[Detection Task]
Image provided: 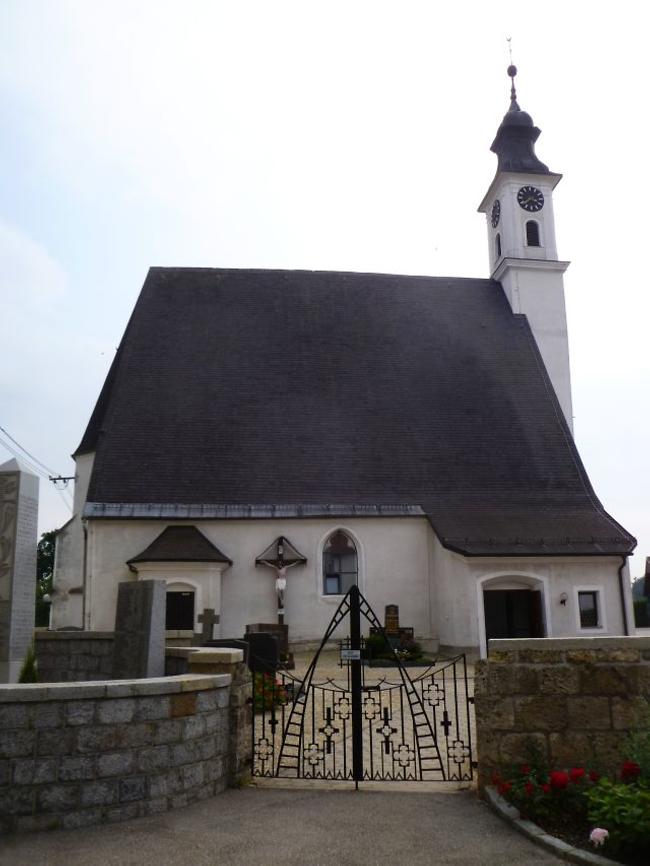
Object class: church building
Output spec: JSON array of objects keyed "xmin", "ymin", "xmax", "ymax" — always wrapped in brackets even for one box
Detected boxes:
[{"xmin": 52, "ymin": 67, "xmax": 636, "ymax": 655}]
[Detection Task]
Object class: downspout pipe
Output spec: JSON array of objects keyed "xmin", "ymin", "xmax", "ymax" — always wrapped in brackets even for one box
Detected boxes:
[{"xmin": 618, "ymin": 555, "xmax": 630, "ymax": 636}]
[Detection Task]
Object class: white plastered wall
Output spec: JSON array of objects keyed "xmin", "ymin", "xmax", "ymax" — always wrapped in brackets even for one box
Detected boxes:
[
  {"xmin": 50, "ymin": 452, "xmax": 95, "ymax": 629},
  {"xmin": 75, "ymin": 516, "xmax": 434, "ymax": 643},
  {"xmin": 429, "ymin": 532, "xmax": 630, "ymax": 655}
]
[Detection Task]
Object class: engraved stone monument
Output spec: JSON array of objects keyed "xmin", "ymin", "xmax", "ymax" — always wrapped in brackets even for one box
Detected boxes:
[
  {"xmin": 0, "ymin": 459, "xmax": 39, "ymax": 682},
  {"xmin": 112, "ymin": 579, "xmax": 166, "ymax": 679}
]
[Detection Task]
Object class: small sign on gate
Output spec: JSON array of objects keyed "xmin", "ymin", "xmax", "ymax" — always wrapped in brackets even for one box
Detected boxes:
[{"xmin": 340, "ymin": 648, "xmax": 361, "ymax": 661}]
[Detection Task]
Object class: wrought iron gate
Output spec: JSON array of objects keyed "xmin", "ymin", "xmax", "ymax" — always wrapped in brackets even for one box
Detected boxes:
[{"xmin": 251, "ymin": 586, "xmax": 474, "ymax": 783}]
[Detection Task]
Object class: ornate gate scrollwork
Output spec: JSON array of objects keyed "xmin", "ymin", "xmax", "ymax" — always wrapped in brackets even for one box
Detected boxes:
[{"xmin": 251, "ymin": 586, "xmax": 474, "ymax": 783}]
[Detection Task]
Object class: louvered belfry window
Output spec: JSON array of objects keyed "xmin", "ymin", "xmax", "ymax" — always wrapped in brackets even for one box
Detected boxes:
[{"xmin": 526, "ymin": 220, "xmax": 540, "ymax": 247}]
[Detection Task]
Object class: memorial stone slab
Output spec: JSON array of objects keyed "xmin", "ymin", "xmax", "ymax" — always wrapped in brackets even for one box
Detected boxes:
[
  {"xmin": 384, "ymin": 604, "xmax": 400, "ymax": 635},
  {"xmin": 246, "ymin": 632, "xmax": 279, "ymax": 673},
  {"xmin": 112, "ymin": 579, "xmax": 166, "ymax": 679},
  {"xmin": 0, "ymin": 459, "xmax": 39, "ymax": 683}
]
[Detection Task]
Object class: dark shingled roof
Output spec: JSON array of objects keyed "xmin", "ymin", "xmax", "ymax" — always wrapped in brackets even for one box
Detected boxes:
[
  {"xmin": 127, "ymin": 525, "xmax": 231, "ymax": 565},
  {"xmin": 81, "ymin": 267, "xmax": 635, "ymax": 557}
]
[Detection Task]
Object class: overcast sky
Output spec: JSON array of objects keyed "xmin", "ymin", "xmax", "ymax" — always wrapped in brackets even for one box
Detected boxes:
[{"xmin": 1, "ymin": 1, "xmax": 648, "ymax": 580}]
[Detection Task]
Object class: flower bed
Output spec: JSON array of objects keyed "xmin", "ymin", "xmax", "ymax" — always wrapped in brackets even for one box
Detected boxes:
[{"xmin": 492, "ymin": 755, "xmax": 650, "ymax": 863}]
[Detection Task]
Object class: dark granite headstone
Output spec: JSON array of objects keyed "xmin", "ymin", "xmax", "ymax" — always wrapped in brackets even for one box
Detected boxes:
[
  {"xmin": 112, "ymin": 580, "xmax": 165, "ymax": 679},
  {"xmin": 245, "ymin": 622, "xmax": 289, "ymax": 657},
  {"xmin": 384, "ymin": 605, "xmax": 400, "ymax": 635},
  {"xmin": 246, "ymin": 632, "xmax": 279, "ymax": 673}
]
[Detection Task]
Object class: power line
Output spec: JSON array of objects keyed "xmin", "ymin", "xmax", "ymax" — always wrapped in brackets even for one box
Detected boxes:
[{"xmin": 0, "ymin": 424, "xmax": 58, "ymax": 476}]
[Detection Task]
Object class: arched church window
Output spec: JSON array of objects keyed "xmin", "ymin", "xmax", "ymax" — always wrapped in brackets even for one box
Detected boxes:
[
  {"xmin": 525, "ymin": 221, "xmax": 540, "ymax": 247},
  {"xmin": 495, "ymin": 233, "xmax": 501, "ymax": 258},
  {"xmin": 323, "ymin": 530, "xmax": 358, "ymax": 595}
]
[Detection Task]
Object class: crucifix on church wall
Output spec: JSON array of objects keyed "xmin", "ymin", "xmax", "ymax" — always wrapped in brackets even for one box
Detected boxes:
[{"xmin": 255, "ymin": 536, "xmax": 307, "ymax": 624}]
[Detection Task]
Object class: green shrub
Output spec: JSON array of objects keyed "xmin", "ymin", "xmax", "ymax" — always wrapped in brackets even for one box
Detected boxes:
[
  {"xmin": 18, "ymin": 644, "xmax": 38, "ymax": 683},
  {"xmin": 634, "ymin": 599, "xmax": 649, "ymax": 628},
  {"xmin": 586, "ymin": 777, "xmax": 650, "ymax": 856}
]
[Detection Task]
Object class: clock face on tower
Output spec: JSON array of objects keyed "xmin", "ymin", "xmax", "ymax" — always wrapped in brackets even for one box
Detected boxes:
[
  {"xmin": 491, "ymin": 199, "xmax": 501, "ymax": 228},
  {"xmin": 517, "ymin": 185, "xmax": 544, "ymax": 212}
]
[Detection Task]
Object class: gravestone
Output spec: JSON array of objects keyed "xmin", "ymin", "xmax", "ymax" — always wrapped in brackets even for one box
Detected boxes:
[
  {"xmin": 0, "ymin": 459, "xmax": 39, "ymax": 683},
  {"xmin": 245, "ymin": 621, "xmax": 294, "ymax": 668},
  {"xmin": 384, "ymin": 604, "xmax": 400, "ymax": 635},
  {"xmin": 197, "ymin": 608, "xmax": 220, "ymax": 644},
  {"xmin": 246, "ymin": 632, "xmax": 279, "ymax": 673},
  {"xmin": 369, "ymin": 604, "xmax": 415, "ymax": 651},
  {"xmin": 112, "ymin": 579, "xmax": 165, "ymax": 679}
]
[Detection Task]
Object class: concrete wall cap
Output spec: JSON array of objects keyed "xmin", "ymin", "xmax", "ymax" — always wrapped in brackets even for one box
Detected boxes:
[
  {"xmin": 0, "ymin": 673, "xmax": 231, "ymax": 702},
  {"xmin": 165, "ymin": 647, "xmax": 201, "ymax": 658},
  {"xmin": 186, "ymin": 648, "xmax": 245, "ymax": 664},
  {"xmin": 34, "ymin": 631, "xmax": 115, "ymax": 640},
  {"xmin": 489, "ymin": 636, "xmax": 650, "ymax": 651}
]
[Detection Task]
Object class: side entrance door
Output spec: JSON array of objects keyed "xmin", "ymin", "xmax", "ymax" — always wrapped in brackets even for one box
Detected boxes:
[{"xmin": 483, "ymin": 589, "xmax": 544, "ymax": 647}]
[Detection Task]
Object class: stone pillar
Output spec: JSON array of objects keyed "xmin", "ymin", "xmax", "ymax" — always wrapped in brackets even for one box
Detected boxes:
[
  {"xmin": 187, "ymin": 648, "xmax": 252, "ymax": 784},
  {"xmin": 111, "ymin": 579, "xmax": 166, "ymax": 679},
  {"xmin": 0, "ymin": 459, "xmax": 39, "ymax": 683}
]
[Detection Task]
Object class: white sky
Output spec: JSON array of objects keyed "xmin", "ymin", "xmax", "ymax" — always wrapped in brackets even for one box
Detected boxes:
[{"xmin": 1, "ymin": 0, "xmax": 648, "ymax": 580}]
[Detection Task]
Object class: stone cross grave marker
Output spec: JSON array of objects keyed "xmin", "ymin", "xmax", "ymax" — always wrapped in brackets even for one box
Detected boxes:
[
  {"xmin": 197, "ymin": 608, "xmax": 220, "ymax": 644},
  {"xmin": 112, "ymin": 579, "xmax": 166, "ymax": 679},
  {"xmin": 0, "ymin": 460, "xmax": 39, "ymax": 683}
]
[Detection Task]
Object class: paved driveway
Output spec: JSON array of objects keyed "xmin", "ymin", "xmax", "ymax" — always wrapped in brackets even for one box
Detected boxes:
[{"xmin": 1, "ymin": 784, "xmax": 563, "ymax": 866}]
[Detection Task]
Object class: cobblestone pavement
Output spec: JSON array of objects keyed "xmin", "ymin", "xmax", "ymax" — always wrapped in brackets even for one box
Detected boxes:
[{"xmin": 1, "ymin": 785, "xmax": 564, "ymax": 866}]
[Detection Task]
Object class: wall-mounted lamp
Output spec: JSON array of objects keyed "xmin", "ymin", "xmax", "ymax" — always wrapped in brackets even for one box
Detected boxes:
[{"xmin": 559, "ymin": 592, "xmax": 568, "ymax": 606}]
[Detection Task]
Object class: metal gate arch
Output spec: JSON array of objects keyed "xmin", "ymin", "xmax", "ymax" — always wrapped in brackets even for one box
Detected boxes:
[{"xmin": 251, "ymin": 586, "xmax": 474, "ymax": 783}]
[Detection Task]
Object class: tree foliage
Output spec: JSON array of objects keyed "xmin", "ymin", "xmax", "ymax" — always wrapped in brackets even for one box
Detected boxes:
[{"xmin": 35, "ymin": 530, "xmax": 55, "ymax": 627}]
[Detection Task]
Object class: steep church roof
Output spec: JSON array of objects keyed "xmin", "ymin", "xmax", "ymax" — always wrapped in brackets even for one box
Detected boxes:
[{"xmin": 79, "ymin": 266, "xmax": 635, "ymax": 557}]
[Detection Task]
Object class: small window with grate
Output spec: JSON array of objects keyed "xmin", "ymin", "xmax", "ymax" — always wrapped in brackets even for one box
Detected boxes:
[
  {"xmin": 578, "ymin": 590, "xmax": 600, "ymax": 629},
  {"xmin": 526, "ymin": 220, "xmax": 540, "ymax": 247},
  {"xmin": 323, "ymin": 530, "xmax": 358, "ymax": 595}
]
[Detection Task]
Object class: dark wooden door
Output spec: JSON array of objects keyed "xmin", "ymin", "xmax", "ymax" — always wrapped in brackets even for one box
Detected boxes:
[
  {"xmin": 165, "ymin": 590, "xmax": 195, "ymax": 630},
  {"xmin": 484, "ymin": 589, "xmax": 544, "ymax": 648}
]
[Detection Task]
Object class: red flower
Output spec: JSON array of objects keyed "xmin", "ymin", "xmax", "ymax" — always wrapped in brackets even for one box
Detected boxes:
[
  {"xmin": 524, "ymin": 781, "xmax": 535, "ymax": 797},
  {"xmin": 491, "ymin": 771, "xmax": 502, "ymax": 785},
  {"xmin": 550, "ymin": 771, "xmax": 569, "ymax": 790},
  {"xmin": 589, "ymin": 770, "xmax": 600, "ymax": 782},
  {"xmin": 520, "ymin": 764, "xmax": 531, "ymax": 775},
  {"xmin": 569, "ymin": 767, "xmax": 585, "ymax": 784},
  {"xmin": 621, "ymin": 761, "xmax": 641, "ymax": 783},
  {"xmin": 497, "ymin": 781, "xmax": 512, "ymax": 796},
  {"xmin": 540, "ymin": 783, "xmax": 551, "ymax": 794}
]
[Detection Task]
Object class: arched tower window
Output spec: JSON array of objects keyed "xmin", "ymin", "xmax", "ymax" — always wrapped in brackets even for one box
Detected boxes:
[
  {"xmin": 495, "ymin": 233, "xmax": 501, "ymax": 258},
  {"xmin": 525, "ymin": 220, "xmax": 540, "ymax": 247},
  {"xmin": 322, "ymin": 530, "xmax": 358, "ymax": 595}
]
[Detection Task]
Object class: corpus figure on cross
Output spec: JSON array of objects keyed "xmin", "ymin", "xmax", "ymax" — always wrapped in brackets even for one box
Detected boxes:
[{"xmin": 258, "ymin": 556, "xmax": 301, "ymax": 613}]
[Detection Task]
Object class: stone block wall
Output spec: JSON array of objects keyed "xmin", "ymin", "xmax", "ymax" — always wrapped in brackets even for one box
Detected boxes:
[
  {"xmin": 0, "ymin": 673, "xmax": 235, "ymax": 833},
  {"xmin": 475, "ymin": 637, "xmax": 650, "ymax": 790},
  {"xmin": 35, "ymin": 632, "xmax": 114, "ymax": 682}
]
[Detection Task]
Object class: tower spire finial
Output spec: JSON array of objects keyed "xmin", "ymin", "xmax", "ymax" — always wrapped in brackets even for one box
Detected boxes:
[{"xmin": 506, "ymin": 37, "xmax": 519, "ymax": 111}]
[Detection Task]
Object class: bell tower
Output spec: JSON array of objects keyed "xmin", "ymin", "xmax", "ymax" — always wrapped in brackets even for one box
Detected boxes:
[{"xmin": 478, "ymin": 65, "xmax": 573, "ymax": 432}]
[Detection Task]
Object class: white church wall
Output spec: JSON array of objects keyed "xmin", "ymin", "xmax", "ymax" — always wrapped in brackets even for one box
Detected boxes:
[
  {"xmin": 50, "ymin": 452, "xmax": 95, "ymax": 630},
  {"xmin": 429, "ymin": 529, "xmax": 631, "ymax": 654},
  {"xmin": 78, "ymin": 516, "xmax": 434, "ymax": 643}
]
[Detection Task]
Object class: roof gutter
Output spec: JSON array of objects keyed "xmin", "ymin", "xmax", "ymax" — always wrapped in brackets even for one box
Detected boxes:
[{"xmin": 618, "ymin": 555, "xmax": 630, "ymax": 636}]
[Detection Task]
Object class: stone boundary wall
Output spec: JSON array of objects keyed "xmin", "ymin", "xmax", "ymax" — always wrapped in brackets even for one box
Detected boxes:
[
  {"xmin": 35, "ymin": 631, "xmax": 114, "ymax": 682},
  {"xmin": 475, "ymin": 637, "xmax": 650, "ymax": 791},
  {"xmin": 0, "ymin": 673, "xmax": 238, "ymax": 833}
]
